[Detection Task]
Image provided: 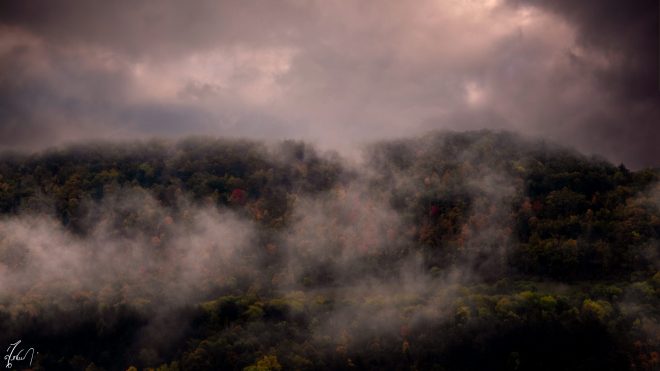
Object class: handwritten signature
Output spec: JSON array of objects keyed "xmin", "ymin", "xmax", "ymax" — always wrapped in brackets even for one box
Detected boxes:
[{"xmin": 4, "ymin": 341, "xmax": 36, "ymax": 369}]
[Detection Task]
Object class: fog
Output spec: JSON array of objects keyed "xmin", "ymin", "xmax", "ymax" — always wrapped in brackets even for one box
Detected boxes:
[{"xmin": 0, "ymin": 188, "xmax": 255, "ymax": 310}]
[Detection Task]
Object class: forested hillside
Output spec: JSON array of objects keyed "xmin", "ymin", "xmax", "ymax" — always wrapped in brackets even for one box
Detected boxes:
[{"xmin": 0, "ymin": 131, "xmax": 658, "ymax": 371}]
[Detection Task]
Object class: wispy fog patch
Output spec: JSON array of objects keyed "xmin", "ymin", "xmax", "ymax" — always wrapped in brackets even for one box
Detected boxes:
[
  {"xmin": 0, "ymin": 187, "xmax": 256, "ymax": 314},
  {"xmin": 279, "ymin": 181, "xmax": 410, "ymax": 287}
]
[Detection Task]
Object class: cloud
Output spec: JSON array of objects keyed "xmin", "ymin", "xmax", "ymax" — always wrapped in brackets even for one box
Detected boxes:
[
  {"xmin": 505, "ymin": 0, "xmax": 660, "ymax": 167},
  {"xmin": 0, "ymin": 0, "xmax": 657, "ymax": 167},
  {"xmin": 509, "ymin": 0, "xmax": 658, "ymax": 101}
]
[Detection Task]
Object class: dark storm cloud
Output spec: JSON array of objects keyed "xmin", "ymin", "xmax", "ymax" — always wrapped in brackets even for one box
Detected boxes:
[
  {"xmin": 0, "ymin": 0, "xmax": 657, "ymax": 167},
  {"xmin": 507, "ymin": 0, "xmax": 660, "ymax": 167},
  {"xmin": 510, "ymin": 0, "xmax": 658, "ymax": 101}
]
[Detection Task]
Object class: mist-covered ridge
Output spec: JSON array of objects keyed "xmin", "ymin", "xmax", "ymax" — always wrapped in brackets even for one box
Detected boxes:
[{"xmin": 0, "ymin": 130, "xmax": 659, "ymax": 370}]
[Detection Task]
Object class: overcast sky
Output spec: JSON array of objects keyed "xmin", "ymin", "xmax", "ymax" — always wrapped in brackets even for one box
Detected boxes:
[{"xmin": 0, "ymin": 0, "xmax": 657, "ymax": 167}]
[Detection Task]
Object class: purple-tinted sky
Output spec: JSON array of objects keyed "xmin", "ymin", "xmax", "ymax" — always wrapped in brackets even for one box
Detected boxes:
[{"xmin": 0, "ymin": 0, "xmax": 657, "ymax": 167}]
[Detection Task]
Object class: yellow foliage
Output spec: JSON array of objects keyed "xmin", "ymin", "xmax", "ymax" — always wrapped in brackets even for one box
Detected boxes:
[
  {"xmin": 539, "ymin": 295, "xmax": 557, "ymax": 311},
  {"xmin": 244, "ymin": 355, "xmax": 282, "ymax": 371},
  {"xmin": 581, "ymin": 299, "xmax": 612, "ymax": 321}
]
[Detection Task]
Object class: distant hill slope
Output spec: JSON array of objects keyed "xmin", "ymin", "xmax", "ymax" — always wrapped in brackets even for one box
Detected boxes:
[{"xmin": 0, "ymin": 131, "xmax": 658, "ymax": 280}]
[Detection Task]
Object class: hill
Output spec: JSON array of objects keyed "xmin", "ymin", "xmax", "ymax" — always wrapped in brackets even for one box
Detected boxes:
[{"xmin": 0, "ymin": 131, "xmax": 658, "ymax": 370}]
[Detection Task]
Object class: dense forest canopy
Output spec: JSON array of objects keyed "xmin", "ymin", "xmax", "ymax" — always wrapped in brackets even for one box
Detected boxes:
[{"xmin": 0, "ymin": 131, "xmax": 658, "ymax": 370}]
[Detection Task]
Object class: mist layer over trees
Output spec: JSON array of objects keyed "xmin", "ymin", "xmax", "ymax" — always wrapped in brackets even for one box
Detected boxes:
[{"xmin": 0, "ymin": 131, "xmax": 658, "ymax": 370}]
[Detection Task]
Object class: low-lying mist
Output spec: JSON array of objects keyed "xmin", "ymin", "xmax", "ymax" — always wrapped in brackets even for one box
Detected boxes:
[{"xmin": 0, "ymin": 131, "xmax": 658, "ymax": 370}]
